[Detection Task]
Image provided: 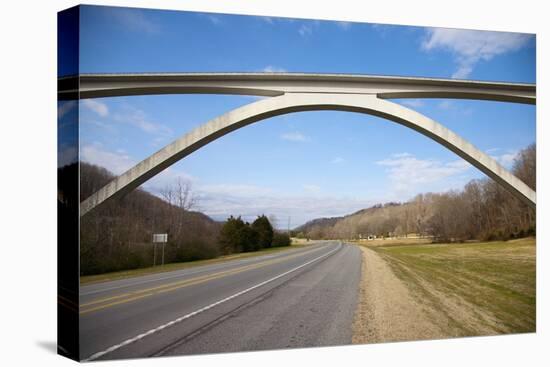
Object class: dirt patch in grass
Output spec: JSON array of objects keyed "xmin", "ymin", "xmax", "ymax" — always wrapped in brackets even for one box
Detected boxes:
[{"xmin": 352, "ymin": 238, "xmax": 535, "ymax": 344}]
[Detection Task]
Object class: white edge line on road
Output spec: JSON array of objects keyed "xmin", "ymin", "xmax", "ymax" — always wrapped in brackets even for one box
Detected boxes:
[
  {"xmin": 82, "ymin": 242, "xmax": 342, "ymax": 362},
  {"xmin": 80, "ymin": 243, "xmax": 326, "ymax": 296}
]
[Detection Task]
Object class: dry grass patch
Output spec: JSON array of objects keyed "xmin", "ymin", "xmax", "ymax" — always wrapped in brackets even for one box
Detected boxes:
[
  {"xmin": 363, "ymin": 237, "xmax": 535, "ymax": 336},
  {"xmin": 352, "ymin": 237, "xmax": 431, "ymax": 248}
]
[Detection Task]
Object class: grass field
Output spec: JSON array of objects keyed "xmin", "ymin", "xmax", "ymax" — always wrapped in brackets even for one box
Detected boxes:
[
  {"xmin": 359, "ymin": 237, "xmax": 536, "ymax": 336},
  {"xmin": 80, "ymin": 244, "xmax": 306, "ymax": 285}
]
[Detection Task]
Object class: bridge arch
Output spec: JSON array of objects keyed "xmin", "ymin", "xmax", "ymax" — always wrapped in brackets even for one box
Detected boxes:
[{"xmin": 80, "ymin": 92, "xmax": 536, "ymax": 216}]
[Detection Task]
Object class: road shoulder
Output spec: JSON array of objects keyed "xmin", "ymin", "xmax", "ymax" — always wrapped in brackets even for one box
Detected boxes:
[{"xmin": 352, "ymin": 245, "xmax": 444, "ymax": 343}]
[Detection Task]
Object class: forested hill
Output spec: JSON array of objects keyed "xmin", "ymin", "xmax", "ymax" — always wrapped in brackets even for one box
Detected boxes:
[
  {"xmin": 80, "ymin": 162, "xmax": 217, "ymax": 226},
  {"xmin": 295, "ymin": 217, "xmax": 342, "ymax": 233},
  {"xmin": 295, "ymin": 144, "xmax": 536, "ymax": 242},
  {"xmin": 79, "ymin": 162, "xmax": 221, "ymax": 275},
  {"xmin": 294, "ymin": 202, "xmax": 403, "ymax": 239},
  {"xmin": 295, "ymin": 203, "xmax": 401, "ymax": 235}
]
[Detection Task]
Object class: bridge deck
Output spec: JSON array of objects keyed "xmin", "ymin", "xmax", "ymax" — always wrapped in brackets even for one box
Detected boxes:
[{"xmin": 58, "ymin": 72, "xmax": 535, "ymax": 104}]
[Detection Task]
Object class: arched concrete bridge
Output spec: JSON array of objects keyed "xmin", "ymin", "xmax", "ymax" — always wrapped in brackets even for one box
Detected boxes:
[{"xmin": 57, "ymin": 73, "xmax": 536, "ymax": 216}]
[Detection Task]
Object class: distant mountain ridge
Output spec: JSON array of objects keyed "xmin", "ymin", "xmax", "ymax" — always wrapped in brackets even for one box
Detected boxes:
[{"xmin": 294, "ymin": 202, "xmax": 404, "ymax": 238}]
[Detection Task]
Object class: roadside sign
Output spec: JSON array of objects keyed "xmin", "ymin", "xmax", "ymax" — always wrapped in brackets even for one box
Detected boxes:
[
  {"xmin": 152, "ymin": 233, "xmax": 168, "ymax": 267},
  {"xmin": 153, "ymin": 233, "xmax": 168, "ymax": 243}
]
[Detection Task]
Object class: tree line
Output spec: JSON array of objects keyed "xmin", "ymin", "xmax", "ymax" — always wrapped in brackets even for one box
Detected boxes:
[
  {"xmin": 296, "ymin": 144, "xmax": 536, "ymax": 242},
  {"xmin": 219, "ymin": 215, "xmax": 291, "ymax": 254}
]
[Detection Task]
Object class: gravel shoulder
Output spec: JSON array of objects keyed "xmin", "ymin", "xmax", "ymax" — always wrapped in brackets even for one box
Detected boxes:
[{"xmin": 352, "ymin": 246, "xmax": 444, "ymax": 344}]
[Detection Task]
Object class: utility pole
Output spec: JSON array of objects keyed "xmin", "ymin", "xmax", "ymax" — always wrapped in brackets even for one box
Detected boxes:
[
  {"xmin": 151, "ymin": 216, "xmax": 155, "ymax": 267},
  {"xmin": 288, "ymin": 216, "xmax": 291, "ymax": 235},
  {"xmin": 153, "ymin": 241, "xmax": 157, "ymax": 267}
]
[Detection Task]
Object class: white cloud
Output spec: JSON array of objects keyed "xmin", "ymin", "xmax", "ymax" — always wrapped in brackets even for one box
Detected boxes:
[
  {"xmin": 83, "ymin": 99, "xmax": 109, "ymax": 117},
  {"xmin": 208, "ymin": 15, "xmax": 221, "ymax": 25},
  {"xmin": 370, "ymin": 24, "xmax": 393, "ymax": 38},
  {"xmin": 336, "ymin": 21, "xmax": 352, "ymax": 30},
  {"xmin": 80, "ymin": 143, "xmax": 135, "ymax": 175},
  {"xmin": 392, "ymin": 152, "xmax": 413, "ymax": 158},
  {"xmin": 296, "ymin": 20, "xmax": 321, "ymax": 37},
  {"xmin": 82, "ymin": 118, "xmax": 108, "ymax": 129},
  {"xmin": 82, "ymin": 103, "xmax": 174, "ymax": 140},
  {"xmin": 434, "ymin": 100, "xmax": 473, "ymax": 115},
  {"xmin": 243, "ymin": 95, "xmax": 266, "ymax": 102},
  {"xmin": 497, "ymin": 153, "xmax": 517, "ymax": 167},
  {"xmin": 58, "ymin": 101, "xmax": 76, "ymax": 119},
  {"xmin": 110, "ymin": 8, "xmax": 160, "ymax": 34},
  {"xmin": 330, "ymin": 157, "xmax": 346, "ymax": 164},
  {"xmin": 298, "ymin": 24, "xmax": 313, "ymax": 37},
  {"xmin": 194, "ymin": 183, "xmax": 375, "ymax": 228},
  {"xmin": 262, "ymin": 65, "xmax": 287, "ymax": 73},
  {"xmin": 199, "ymin": 14, "xmax": 222, "ymax": 25},
  {"xmin": 258, "ymin": 16, "xmax": 296, "ymax": 25},
  {"xmin": 81, "ymin": 143, "xmax": 197, "ymax": 196},
  {"xmin": 491, "ymin": 150, "xmax": 519, "ymax": 168},
  {"xmin": 58, "ymin": 146, "xmax": 78, "ymax": 168},
  {"xmin": 376, "ymin": 153, "xmax": 472, "ymax": 197},
  {"xmin": 144, "ymin": 167, "xmax": 196, "ymax": 194},
  {"xmin": 281, "ymin": 131, "xmax": 309, "ymax": 142},
  {"xmin": 302, "ymin": 184, "xmax": 322, "ymax": 194},
  {"xmin": 199, "ymin": 183, "xmax": 275, "ymax": 197},
  {"xmin": 401, "ymin": 99, "xmax": 425, "ymax": 108},
  {"xmin": 422, "ymin": 28, "xmax": 532, "ymax": 78},
  {"xmin": 260, "ymin": 16, "xmax": 274, "ymax": 24},
  {"xmin": 114, "ymin": 105, "xmax": 173, "ymax": 137},
  {"xmin": 438, "ymin": 100, "xmax": 454, "ymax": 110}
]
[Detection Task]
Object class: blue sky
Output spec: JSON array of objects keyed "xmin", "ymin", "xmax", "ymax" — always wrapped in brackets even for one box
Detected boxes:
[{"xmin": 59, "ymin": 5, "xmax": 536, "ymax": 227}]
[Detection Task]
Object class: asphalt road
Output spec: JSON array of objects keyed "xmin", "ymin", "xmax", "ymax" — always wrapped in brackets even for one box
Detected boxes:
[{"xmin": 79, "ymin": 241, "xmax": 362, "ymax": 361}]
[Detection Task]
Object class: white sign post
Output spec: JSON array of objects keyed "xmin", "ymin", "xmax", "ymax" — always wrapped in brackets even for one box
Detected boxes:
[{"xmin": 152, "ymin": 233, "xmax": 168, "ymax": 266}]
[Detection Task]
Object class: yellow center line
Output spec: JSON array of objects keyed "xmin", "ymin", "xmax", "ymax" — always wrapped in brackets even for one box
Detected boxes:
[
  {"xmin": 79, "ymin": 245, "xmax": 328, "ymax": 315},
  {"xmin": 81, "ymin": 262, "xmax": 269, "ymax": 307},
  {"xmin": 81, "ymin": 262, "xmax": 267, "ymax": 315},
  {"xmin": 80, "ymin": 248, "xmax": 319, "ymax": 307}
]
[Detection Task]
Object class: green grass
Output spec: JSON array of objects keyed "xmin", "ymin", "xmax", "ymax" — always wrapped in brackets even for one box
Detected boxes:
[
  {"xmin": 360, "ymin": 237, "xmax": 536, "ymax": 335},
  {"xmin": 80, "ymin": 244, "xmax": 304, "ymax": 285}
]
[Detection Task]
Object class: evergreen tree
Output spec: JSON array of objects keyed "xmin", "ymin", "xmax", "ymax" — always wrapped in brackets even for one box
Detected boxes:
[
  {"xmin": 219, "ymin": 216, "xmax": 263, "ymax": 253},
  {"xmin": 219, "ymin": 215, "xmax": 246, "ymax": 254},
  {"xmin": 251, "ymin": 215, "xmax": 274, "ymax": 249},
  {"xmin": 241, "ymin": 223, "xmax": 260, "ymax": 252}
]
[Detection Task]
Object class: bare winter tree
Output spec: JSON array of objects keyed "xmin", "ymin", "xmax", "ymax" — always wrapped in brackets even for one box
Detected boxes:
[
  {"xmin": 160, "ymin": 177, "xmax": 195, "ymax": 210},
  {"xmin": 160, "ymin": 177, "xmax": 197, "ymax": 239}
]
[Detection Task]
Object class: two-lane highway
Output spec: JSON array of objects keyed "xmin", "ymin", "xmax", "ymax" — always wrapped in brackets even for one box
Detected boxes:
[{"xmin": 79, "ymin": 241, "xmax": 362, "ymax": 361}]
